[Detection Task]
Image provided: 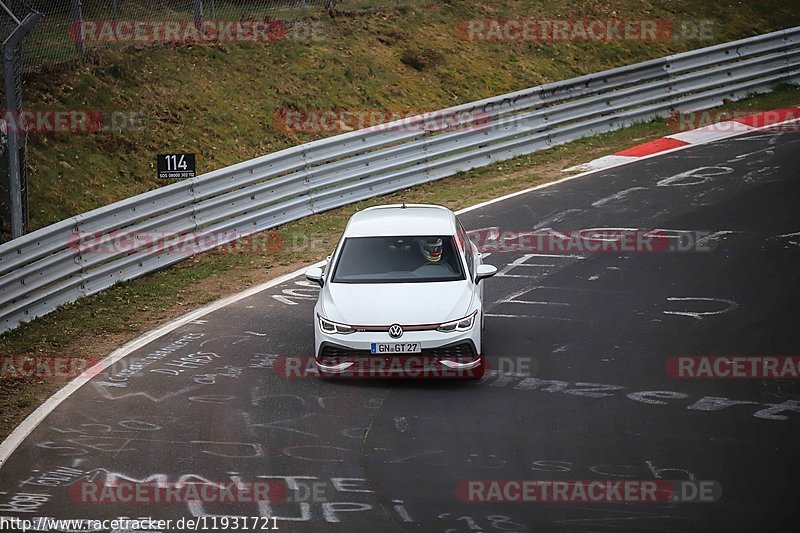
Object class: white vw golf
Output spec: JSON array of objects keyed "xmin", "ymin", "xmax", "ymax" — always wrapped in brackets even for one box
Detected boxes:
[{"xmin": 305, "ymin": 204, "xmax": 497, "ymax": 378}]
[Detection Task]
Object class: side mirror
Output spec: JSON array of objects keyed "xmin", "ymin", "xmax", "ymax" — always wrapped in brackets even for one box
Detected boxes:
[
  {"xmin": 475, "ymin": 264, "xmax": 497, "ymax": 282},
  {"xmin": 305, "ymin": 267, "xmax": 325, "ymax": 287}
]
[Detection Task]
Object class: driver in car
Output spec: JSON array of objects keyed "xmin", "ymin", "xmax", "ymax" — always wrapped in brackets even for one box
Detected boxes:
[
  {"xmin": 419, "ymin": 237, "xmax": 443, "ymax": 262},
  {"xmin": 380, "ymin": 237, "xmax": 456, "ymax": 277},
  {"xmin": 414, "ymin": 237, "xmax": 457, "ymax": 275}
]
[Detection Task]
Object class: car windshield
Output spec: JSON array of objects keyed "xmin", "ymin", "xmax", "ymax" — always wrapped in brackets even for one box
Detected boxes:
[{"xmin": 331, "ymin": 236, "xmax": 465, "ymax": 283}]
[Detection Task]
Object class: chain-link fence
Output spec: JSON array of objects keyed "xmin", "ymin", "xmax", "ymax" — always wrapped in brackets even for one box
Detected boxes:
[
  {"xmin": 24, "ymin": 0, "xmax": 412, "ymax": 72},
  {"xmin": 0, "ymin": 0, "xmax": 40, "ymax": 238},
  {"xmin": 0, "ymin": 0, "xmax": 410, "ymax": 238}
]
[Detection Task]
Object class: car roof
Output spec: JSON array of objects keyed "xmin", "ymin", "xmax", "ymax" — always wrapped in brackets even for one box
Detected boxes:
[{"xmin": 343, "ymin": 204, "xmax": 458, "ymax": 238}]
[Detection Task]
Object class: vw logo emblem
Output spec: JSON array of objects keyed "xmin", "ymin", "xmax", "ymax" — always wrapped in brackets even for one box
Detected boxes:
[{"xmin": 388, "ymin": 324, "xmax": 403, "ymax": 339}]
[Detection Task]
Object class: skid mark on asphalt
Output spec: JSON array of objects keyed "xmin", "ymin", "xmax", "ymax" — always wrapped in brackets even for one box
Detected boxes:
[
  {"xmin": 662, "ymin": 297, "xmax": 739, "ymax": 320},
  {"xmin": 495, "ymin": 253, "xmax": 584, "ymax": 279},
  {"xmin": 271, "ymin": 279, "xmax": 320, "ymax": 306},
  {"xmin": 533, "ymin": 208, "xmax": 584, "ymax": 229},
  {"xmin": 592, "ymin": 186, "xmax": 647, "ymax": 207},
  {"xmin": 489, "ymin": 285, "xmax": 617, "ymax": 322},
  {"xmin": 656, "ymin": 166, "xmax": 733, "ymax": 187},
  {"xmin": 472, "ymin": 371, "xmax": 800, "ymax": 422}
]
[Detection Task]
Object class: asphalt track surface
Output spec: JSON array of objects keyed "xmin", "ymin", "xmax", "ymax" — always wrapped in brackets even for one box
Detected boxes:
[{"xmin": 1, "ymin": 128, "xmax": 799, "ymax": 532}]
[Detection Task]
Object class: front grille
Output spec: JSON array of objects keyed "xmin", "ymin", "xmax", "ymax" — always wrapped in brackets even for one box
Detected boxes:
[{"xmin": 320, "ymin": 345, "xmax": 371, "ymax": 358}]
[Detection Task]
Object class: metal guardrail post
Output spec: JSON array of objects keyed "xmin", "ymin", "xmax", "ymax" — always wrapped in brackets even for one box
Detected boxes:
[
  {"xmin": 70, "ymin": 0, "xmax": 84, "ymax": 56},
  {"xmin": 0, "ymin": 28, "xmax": 797, "ymax": 331},
  {"xmin": 193, "ymin": 0, "xmax": 203, "ymax": 31},
  {"xmin": 3, "ymin": 12, "xmax": 41, "ymax": 239}
]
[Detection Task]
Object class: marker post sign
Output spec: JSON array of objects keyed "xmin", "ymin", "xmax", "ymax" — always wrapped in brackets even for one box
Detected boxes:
[{"xmin": 157, "ymin": 153, "xmax": 196, "ymax": 179}]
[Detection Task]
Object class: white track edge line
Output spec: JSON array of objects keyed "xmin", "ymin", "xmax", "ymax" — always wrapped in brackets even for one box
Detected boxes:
[
  {"xmin": 0, "ymin": 261, "xmax": 325, "ymax": 467},
  {"xmin": 1, "ymin": 114, "xmax": 798, "ymax": 467}
]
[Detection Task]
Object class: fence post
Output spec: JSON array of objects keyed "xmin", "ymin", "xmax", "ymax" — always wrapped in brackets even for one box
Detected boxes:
[
  {"xmin": 70, "ymin": 0, "xmax": 84, "ymax": 56},
  {"xmin": 3, "ymin": 12, "xmax": 40, "ymax": 239},
  {"xmin": 193, "ymin": 0, "xmax": 203, "ymax": 31}
]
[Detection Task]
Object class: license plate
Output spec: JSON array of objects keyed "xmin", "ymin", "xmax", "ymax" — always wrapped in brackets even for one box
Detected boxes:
[{"xmin": 371, "ymin": 343, "xmax": 421, "ymax": 354}]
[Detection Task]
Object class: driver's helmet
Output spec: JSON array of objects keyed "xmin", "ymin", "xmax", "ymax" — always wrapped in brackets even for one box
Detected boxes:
[{"xmin": 419, "ymin": 237, "xmax": 443, "ymax": 262}]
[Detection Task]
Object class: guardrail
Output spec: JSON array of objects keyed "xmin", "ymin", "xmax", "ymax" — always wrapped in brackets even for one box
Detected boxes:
[{"xmin": 1, "ymin": 27, "xmax": 799, "ymax": 333}]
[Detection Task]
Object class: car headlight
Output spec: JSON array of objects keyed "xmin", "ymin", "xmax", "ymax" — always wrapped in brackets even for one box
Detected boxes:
[
  {"xmin": 318, "ymin": 314, "xmax": 356, "ymax": 335},
  {"xmin": 437, "ymin": 310, "xmax": 478, "ymax": 332}
]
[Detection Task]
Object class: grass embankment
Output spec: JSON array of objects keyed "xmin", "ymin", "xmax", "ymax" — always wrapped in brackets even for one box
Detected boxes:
[
  {"xmin": 24, "ymin": 0, "xmax": 800, "ymax": 228},
  {"xmin": 2, "ymin": 0, "xmax": 799, "ymax": 438}
]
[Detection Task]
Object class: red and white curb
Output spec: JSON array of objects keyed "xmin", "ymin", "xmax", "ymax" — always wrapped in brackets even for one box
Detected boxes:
[
  {"xmin": 1, "ymin": 104, "xmax": 799, "ymax": 469},
  {"xmin": 565, "ymin": 107, "xmax": 800, "ymax": 172}
]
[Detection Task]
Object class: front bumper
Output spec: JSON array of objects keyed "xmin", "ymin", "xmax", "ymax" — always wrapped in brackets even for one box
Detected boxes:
[{"xmin": 315, "ymin": 339, "xmax": 484, "ymax": 378}]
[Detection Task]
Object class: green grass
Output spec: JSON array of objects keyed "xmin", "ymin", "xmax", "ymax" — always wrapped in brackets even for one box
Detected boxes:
[
  {"xmin": 1, "ymin": 0, "xmax": 800, "ymax": 439},
  {"xmin": 3, "ymin": 84, "xmax": 799, "ymax": 357},
  {"xmin": 19, "ymin": 0, "xmax": 800, "ymax": 231},
  {"xmin": 23, "ymin": 0, "xmax": 414, "ymax": 66}
]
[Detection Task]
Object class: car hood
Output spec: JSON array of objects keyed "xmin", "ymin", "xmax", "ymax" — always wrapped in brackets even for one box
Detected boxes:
[{"xmin": 321, "ymin": 281, "xmax": 475, "ymax": 326}]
